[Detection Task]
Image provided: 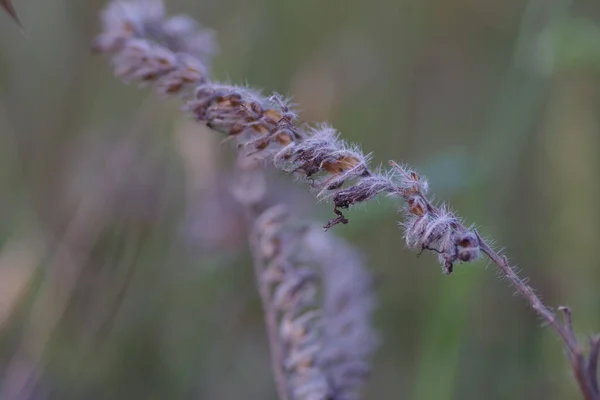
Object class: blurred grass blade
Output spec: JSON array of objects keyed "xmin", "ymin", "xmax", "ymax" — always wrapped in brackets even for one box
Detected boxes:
[{"xmin": 1, "ymin": 0, "xmax": 23, "ymax": 28}]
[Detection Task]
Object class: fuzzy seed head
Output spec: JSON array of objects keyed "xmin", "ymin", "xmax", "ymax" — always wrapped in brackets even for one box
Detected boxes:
[
  {"xmin": 407, "ymin": 196, "xmax": 427, "ymax": 216},
  {"xmin": 455, "ymin": 231, "xmax": 480, "ymax": 262},
  {"xmin": 95, "ymin": 1, "xmax": 214, "ymax": 95},
  {"xmin": 389, "ymin": 160, "xmax": 429, "ymax": 196},
  {"xmin": 331, "ymin": 173, "xmax": 396, "ymax": 209}
]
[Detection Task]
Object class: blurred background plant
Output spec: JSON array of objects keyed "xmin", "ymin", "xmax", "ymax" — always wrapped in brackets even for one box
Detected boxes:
[{"xmin": 1, "ymin": 0, "xmax": 599, "ymax": 399}]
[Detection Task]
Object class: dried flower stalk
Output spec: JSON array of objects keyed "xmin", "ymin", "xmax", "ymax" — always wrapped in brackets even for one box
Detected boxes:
[
  {"xmin": 93, "ymin": 0, "xmax": 478, "ymax": 275},
  {"xmin": 251, "ymin": 205, "xmax": 376, "ymax": 400},
  {"xmin": 232, "ymin": 149, "xmax": 377, "ymax": 400},
  {"xmin": 94, "ymin": 1, "xmax": 600, "ymax": 399}
]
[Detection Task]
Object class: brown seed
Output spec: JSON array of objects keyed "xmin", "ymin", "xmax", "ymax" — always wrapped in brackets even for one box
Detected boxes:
[
  {"xmin": 408, "ymin": 198, "xmax": 425, "ymax": 216},
  {"xmin": 229, "ymin": 93, "xmax": 243, "ymax": 106},
  {"xmin": 263, "ymin": 108, "xmax": 282, "ymax": 125},
  {"xmin": 166, "ymin": 83, "xmax": 182, "ymax": 93},
  {"xmin": 215, "ymin": 97, "xmax": 235, "ymax": 108},
  {"xmin": 157, "ymin": 57, "xmax": 172, "ymax": 66},
  {"xmin": 182, "ymin": 75, "xmax": 199, "ymax": 83},
  {"xmin": 403, "ymin": 186, "xmax": 419, "ymax": 196},
  {"xmin": 249, "ymin": 101, "xmax": 263, "ymax": 116},
  {"xmin": 252, "ymin": 124, "xmax": 270, "ymax": 134},
  {"xmin": 255, "ymin": 140, "xmax": 269, "ymax": 150},
  {"xmin": 142, "ymin": 73, "xmax": 158, "ymax": 81},
  {"xmin": 229, "ymin": 123, "xmax": 245, "ymax": 135},
  {"xmin": 458, "ymin": 237, "xmax": 475, "ymax": 248},
  {"xmin": 277, "ymin": 132, "xmax": 293, "ymax": 145},
  {"xmin": 322, "ymin": 156, "xmax": 361, "ymax": 175}
]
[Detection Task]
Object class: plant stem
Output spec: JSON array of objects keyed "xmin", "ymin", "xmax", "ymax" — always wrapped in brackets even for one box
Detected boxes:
[{"xmin": 477, "ymin": 234, "xmax": 599, "ymax": 400}]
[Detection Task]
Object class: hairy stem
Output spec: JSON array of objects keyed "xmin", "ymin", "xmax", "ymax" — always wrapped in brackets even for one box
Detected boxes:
[{"xmin": 478, "ymin": 234, "xmax": 599, "ymax": 400}]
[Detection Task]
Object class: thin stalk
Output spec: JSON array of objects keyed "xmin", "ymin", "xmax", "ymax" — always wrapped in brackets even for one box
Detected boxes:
[{"xmin": 478, "ymin": 235, "xmax": 599, "ymax": 400}]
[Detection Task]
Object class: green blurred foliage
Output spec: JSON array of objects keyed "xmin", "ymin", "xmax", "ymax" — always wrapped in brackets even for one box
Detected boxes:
[{"xmin": 1, "ymin": 0, "xmax": 600, "ymax": 399}]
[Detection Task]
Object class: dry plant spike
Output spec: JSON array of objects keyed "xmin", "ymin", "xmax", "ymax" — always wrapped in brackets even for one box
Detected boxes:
[
  {"xmin": 249, "ymin": 205, "xmax": 377, "ymax": 400},
  {"xmin": 233, "ymin": 152, "xmax": 377, "ymax": 400},
  {"xmin": 0, "ymin": 0, "xmax": 22, "ymax": 28},
  {"xmin": 94, "ymin": 1, "xmax": 600, "ymax": 399}
]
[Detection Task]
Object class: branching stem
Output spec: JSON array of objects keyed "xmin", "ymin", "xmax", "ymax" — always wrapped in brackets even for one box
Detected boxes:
[{"xmin": 478, "ymin": 235, "xmax": 599, "ymax": 400}]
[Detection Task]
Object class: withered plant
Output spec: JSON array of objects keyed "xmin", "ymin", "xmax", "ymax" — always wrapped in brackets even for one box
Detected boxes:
[{"xmin": 93, "ymin": 2, "xmax": 600, "ymax": 399}]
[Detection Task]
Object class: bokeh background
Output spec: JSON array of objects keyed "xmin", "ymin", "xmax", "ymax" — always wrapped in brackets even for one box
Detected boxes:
[{"xmin": 1, "ymin": 0, "xmax": 600, "ymax": 398}]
